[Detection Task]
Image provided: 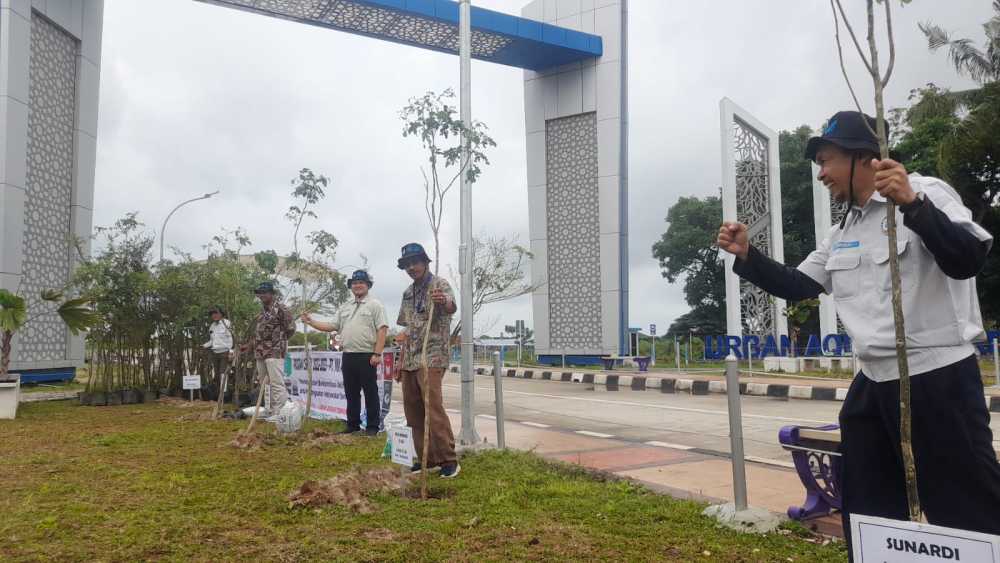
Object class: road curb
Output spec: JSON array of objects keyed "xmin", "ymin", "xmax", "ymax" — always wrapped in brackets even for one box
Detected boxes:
[{"xmin": 451, "ymin": 365, "xmax": 1000, "ymax": 412}]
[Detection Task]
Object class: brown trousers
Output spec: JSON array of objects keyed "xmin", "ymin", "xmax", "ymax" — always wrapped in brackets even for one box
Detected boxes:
[{"xmin": 401, "ymin": 368, "xmax": 456, "ymax": 467}]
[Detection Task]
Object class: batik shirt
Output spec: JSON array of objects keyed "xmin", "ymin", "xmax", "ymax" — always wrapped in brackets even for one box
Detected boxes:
[
  {"xmin": 397, "ymin": 274, "xmax": 455, "ymax": 371},
  {"xmin": 253, "ymin": 302, "xmax": 296, "ymax": 360}
]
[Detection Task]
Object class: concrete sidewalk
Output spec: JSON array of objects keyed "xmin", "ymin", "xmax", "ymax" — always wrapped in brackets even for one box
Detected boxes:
[{"xmin": 447, "ymin": 411, "xmax": 844, "ymax": 537}]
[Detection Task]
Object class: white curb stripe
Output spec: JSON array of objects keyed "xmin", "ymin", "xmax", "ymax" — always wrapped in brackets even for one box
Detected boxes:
[
  {"xmin": 746, "ymin": 383, "xmax": 769, "ymax": 396},
  {"xmin": 594, "ymin": 374, "xmax": 607, "ymax": 385},
  {"xmin": 675, "ymin": 379, "xmax": 693, "ymax": 391},
  {"xmin": 789, "ymin": 385, "xmax": 813, "ymax": 399},
  {"xmin": 835, "ymin": 387, "xmax": 849, "ymax": 401},
  {"xmin": 708, "ymin": 380, "xmax": 726, "ymax": 393}
]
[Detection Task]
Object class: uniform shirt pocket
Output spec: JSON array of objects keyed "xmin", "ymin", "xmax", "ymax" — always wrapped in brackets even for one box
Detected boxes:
[
  {"xmin": 871, "ymin": 237, "xmax": 917, "ymax": 293},
  {"xmin": 825, "ymin": 253, "xmax": 862, "ymax": 300}
]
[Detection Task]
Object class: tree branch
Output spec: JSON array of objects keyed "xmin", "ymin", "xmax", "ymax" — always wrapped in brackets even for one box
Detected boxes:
[
  {"xmin": 882, "ymin": 0, "xmax": 896, "ymax": 87},
  {"xmin": 831, "ymin": 0, "xmax": 879, "ymax": 139},
  {"xmin": 834, "ymin": 0, "xmax": 875, "ymax": 74}
]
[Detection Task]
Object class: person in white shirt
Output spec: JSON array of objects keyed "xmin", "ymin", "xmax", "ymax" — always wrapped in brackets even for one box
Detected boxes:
[
  {"xmin": 717, "ymin": 111, "xmax": 999, "ymax": 546},
  {"xmin": 203, "ymin": 307, "xmax": 234, "ymax": 387}
]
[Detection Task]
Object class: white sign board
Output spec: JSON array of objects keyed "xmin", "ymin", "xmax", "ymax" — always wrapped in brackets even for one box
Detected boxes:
[
  {"xmin": 389, "ymin": 426, "xmax": 414, "ymax": 467},
  {"xmin": 182, "ymin": 374, "xmax": 200, "ymax": 390},
  {"xmin": 650, "ymin": 323, "xmax": 656, "ymax": 335},
  {"xmin": 851, "ymin": 514, "xmax": 1000, "ymax": 563}
]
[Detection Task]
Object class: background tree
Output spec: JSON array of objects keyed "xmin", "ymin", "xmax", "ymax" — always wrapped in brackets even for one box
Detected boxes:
[
  {"xmin": 449, "ymin": 233, "xmax": 537, "ymax": 338},
  {"xmin": 653, "ymin": 195, "xmax": 726, "ymax": 336},
  {"xmin": 400, "ymin": 89, "xmax": 496, "ymax": 272},
  {"xmin": 919, "ymin": 1, "xmax": 1000, "ymax": 85}
]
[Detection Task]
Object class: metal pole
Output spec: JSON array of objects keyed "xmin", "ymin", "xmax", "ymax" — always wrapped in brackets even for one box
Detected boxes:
[
  {"xmin": 724, "ymin": 354, "xmax": 748, "ymax": 511},
  {"xmin": 687, "ymin": 335, "xmax": 691, "ymax": 367},
  {"xmin": 993, "ymin": 338, "xmax": 999, "ymax": 388},
  {"xmin": 493, "ymin": 351, "xmax": 505, "ymax": 449},
  {"xmin": 650, "ymin": 335, "xmax": 656, "ymax": 366},
  {"xmin": 457, "ymin": 0, "xmax": 479, "ymax": 446},
  {"xmin": 675, "ymin": 338, "xmax": 680, "ymax": 371},
  {"xmin": 159, "ymin": 190, "xmax": 219, "ymax": 262}
]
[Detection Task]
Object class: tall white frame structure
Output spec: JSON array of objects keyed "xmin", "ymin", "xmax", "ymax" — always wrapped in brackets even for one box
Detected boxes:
[{"xmin": 720, "ymin": 98, "xmax": 787, "ymax": 341}]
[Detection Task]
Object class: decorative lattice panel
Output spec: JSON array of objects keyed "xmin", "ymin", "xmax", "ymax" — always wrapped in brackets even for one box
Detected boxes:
[
  {"xmin": 228, "ymin": 0, "xmax": 512, "ymax": 57},
  {"xmin": 732, "ymin": 117, "xmax": 775, "ymax": 336},
  {"xmin": 18, "ymin": 14, "xmax": 79, "ymax": 362},
  {"xmin": 545, "ymin": 113, "xmax": 601, "ymax": 351}
]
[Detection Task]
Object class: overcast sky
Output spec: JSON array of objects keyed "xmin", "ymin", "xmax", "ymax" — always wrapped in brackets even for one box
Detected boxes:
[{"xmin": 93, "ymin": 0, "xmax": 990, "ymax": 335}]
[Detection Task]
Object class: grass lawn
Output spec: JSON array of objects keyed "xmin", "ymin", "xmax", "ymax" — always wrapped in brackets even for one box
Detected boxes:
[{"xmin": 0, "ymin": 400, "xmax": 846, "ymax": 562}]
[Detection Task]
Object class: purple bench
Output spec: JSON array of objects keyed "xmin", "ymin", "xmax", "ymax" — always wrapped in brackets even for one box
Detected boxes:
[{"xmin": 778, "ymin": 424, "xmax": 842, "ymax": 521}]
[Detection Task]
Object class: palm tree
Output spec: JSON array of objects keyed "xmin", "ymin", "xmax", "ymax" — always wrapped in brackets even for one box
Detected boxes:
[
  {"xmin": 0, "ymin": 289, "xmax": 99, "ymax": 379},
  {"xmin": 920, "ymin": 1, "xmax": 1000, "ymax": 85}
]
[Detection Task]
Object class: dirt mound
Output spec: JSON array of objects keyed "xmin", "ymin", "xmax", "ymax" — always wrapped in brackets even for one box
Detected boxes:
[
  {"xmin": 228, "ymin": 432, "xmax": 268, "ymax": 450},
  {"xmin": 288, "ymin": 467, "xmax": 413, "ymax": 513}
]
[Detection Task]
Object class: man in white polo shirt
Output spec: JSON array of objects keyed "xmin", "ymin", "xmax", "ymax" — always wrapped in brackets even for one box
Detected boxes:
[
  {"xmin": 717, "ymin": 111, "xmax": 999, "ymax": 542},
  {"xmin": 302, "ymin": 270, "xmax": 388, "ymax": 436}
]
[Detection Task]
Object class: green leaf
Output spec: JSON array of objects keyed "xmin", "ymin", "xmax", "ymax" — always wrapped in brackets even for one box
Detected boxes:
[
  {"xmin": 56, "ymin": 297, "xmax": 101, "ymax": 335},
  {"xmin": 0, "ymin": 290, "xmax": 27, "ymax": 333}
]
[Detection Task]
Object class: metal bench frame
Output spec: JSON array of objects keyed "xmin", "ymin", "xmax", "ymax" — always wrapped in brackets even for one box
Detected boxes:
[{"xmin": 778, "ymin": 424, "xmax": 842, "ymax": 521}]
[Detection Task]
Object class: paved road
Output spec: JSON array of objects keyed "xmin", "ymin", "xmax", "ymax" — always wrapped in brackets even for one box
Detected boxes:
[{"xmin": 425, "ymin": 374, "xmax": 1000, "ymax": 464}]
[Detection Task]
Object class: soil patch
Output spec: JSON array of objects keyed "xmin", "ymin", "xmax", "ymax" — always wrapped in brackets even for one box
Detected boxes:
[{"xmin": 288, "ymin": 467, "xmax": 413, "ymax": 513}]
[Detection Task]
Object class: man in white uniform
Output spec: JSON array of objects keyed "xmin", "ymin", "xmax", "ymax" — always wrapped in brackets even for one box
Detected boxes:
[{"xmin": 717, "ymin": 111, "xmax": 999, "ymax": 544}]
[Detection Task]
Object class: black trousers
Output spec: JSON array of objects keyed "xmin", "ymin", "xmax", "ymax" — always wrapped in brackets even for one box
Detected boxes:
[
  {"xmin": 342, "ymin": 352, "xmax": 381, "ymax": 431},
  {"xmin": 840, "ymin": 355, "xmax": 1000, "ymax": 554}
]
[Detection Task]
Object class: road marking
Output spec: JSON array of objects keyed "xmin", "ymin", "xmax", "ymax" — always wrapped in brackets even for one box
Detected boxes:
[
  {"xmin": 441, "ymin": 383, "xmax": 832, "ymax": 425},
  {"xmin": 478, "ymin": 414, "xmax": 496, "ymax": 420},
  {"xmin": 645, "ymin": 441, "xmax": 695, "ymax": 450},
  {"xmin": 521, "ymin": 421, "xmax": 550, "ymax": 428},
  {"xmin": 445, "ymin": 408, "xmax": 460, "ymax": 414},
  {"xmin": 575, "ymin": 430, "xmax": 614, "ymax": 438}
]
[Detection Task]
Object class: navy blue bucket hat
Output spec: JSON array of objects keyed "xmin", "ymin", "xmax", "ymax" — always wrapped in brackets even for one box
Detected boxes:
[
  {"xmin": 397, "ymin": 243, "xmax": 432, "ymax": 269},
  {"xmin": 805, "ymin": 111, "xmax": 884, "ymax": 161},
  {"xmin": 347, "ymin": 269, "xmax": 373, "ymax": 288}
]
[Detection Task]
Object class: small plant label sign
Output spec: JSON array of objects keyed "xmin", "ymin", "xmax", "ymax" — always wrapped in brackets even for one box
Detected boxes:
[
  {"xmin": 389, "ymin": 427, "xmax": 414, "ymax": 467},
  {"xmin": 182, "ymin": 375, "xmax": 201, "ymax": 391},
  {"xmin": 851, "ymin": 514, "xmax": 1000, "ymax": 562}
]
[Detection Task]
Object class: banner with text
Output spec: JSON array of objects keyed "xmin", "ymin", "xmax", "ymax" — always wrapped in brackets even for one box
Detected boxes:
[{"xmin": 285, "ymin": 351, "xmax": 396, "ymax": 430}]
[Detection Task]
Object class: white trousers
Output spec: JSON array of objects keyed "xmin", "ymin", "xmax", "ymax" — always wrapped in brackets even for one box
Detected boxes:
[{"xmin": 255, "ymin": 358, "xmax": 288, "ymax": 412}]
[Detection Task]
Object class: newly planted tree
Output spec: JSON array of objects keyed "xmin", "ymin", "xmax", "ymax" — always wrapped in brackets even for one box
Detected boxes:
[
  {"xmin": 829, "ymin": 0, "xmax": 921, "ymax": 520},
  {"xmin": 400, "ymin": 89, "xmax": 496, "ymax": 273}
]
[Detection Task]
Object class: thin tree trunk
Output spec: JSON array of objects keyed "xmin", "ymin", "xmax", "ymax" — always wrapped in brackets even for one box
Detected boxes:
[
  {"xmin": 865, "ymin": 0, "xmax": 921, "ymax": 522},
  {"xmin": 0, "ymin": 331, "xmax": 12, "ymax": 379},
  {"xmin": 419, "ymin": 287, "xmax": 437, "ymax": 500}
]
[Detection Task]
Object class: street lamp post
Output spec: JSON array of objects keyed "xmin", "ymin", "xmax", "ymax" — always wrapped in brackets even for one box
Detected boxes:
[
  {"xmin": 457, "ymin": 0, "xmax": 480, "ymax": 446},
  {"xmin": 159, "ymin": 190, "xmax": 220, "ymax": 262}
]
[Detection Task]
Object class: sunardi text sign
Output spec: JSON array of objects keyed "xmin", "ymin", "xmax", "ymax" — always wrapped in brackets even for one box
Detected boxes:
[{"xmin": 851, "ymin": 514, "xmax": 1000, "ymax": 562}]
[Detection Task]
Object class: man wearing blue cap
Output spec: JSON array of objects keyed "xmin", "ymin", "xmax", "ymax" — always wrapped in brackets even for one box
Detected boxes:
[
  {"xmin": 302, "ymin": 270, "xmax": 388, "ymax": 436},
  {"xmin": 394, "ymin": 243, "xmax": 460, "ymax": 478},
  {"xmin": 717, "ymin": 111, "xmax": 999, "ymax": 540}
]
